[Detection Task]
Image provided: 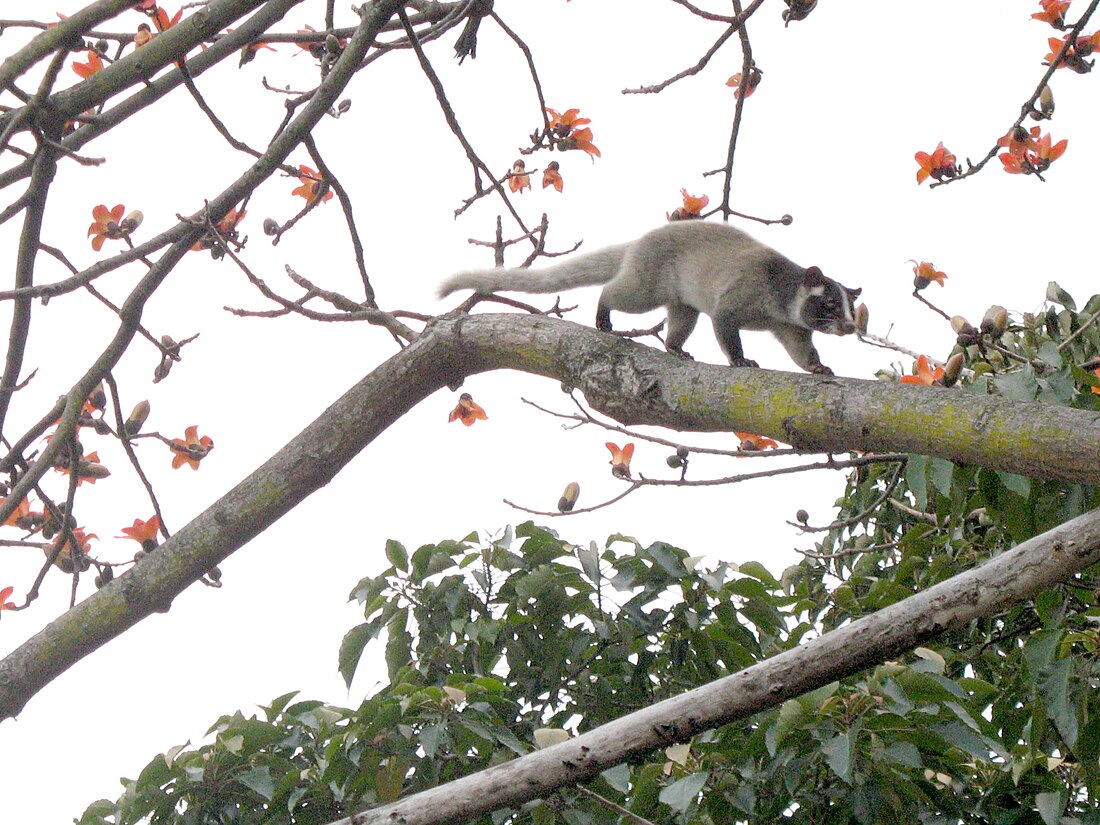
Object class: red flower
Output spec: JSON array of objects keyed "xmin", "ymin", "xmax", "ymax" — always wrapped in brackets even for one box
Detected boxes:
[
  {"xmin": 448, "ymin": 393, "xmax": 488, "ymax": 426},
  {"xmin": 542, "ymin": 161, "xmax": 563, "ymax": 192},
  {"xmin": 72, "ymin": 50, "xmax": 104, "ymax": 79},
  {"xmin": 170, "ymin": 425, "xmax": 214, "ymax": 470},
  {"xmin": 915, "ymin": 142, "xmax": 959, "ymax": 185},
  {"xmin": 47, "ymin": 527, "xmax": 97, "ymax": 573},
  {"xmin": 909, "ymin": 260, "xmax": 948, "ymax": 289},
  {"xmin": 1044, "ymin": 31, "xmax": 1100, "ymax": 72},
  {"xmin": 735, "ymin": 432, "xmax": 780, "ymax": 451},
  {"xmin": 0, "ymin": 497, "xmax": 31, "ymax": 528},
  {"xmin": 0, "ymin": 585, "xmax": 15, "ymax": 611},
  {"xmin": 508, "ymin": 160, "xmax": 531, "ymax": 193},
  {"xmin": 1091, "ymin": 366, "xmax": 1100, "ymax": 395},
  {"xmin": 546, "ymin": 108, "xmax": 600, "ymax": 159},
  {"xmin": 119, "ymin": 515, "xmax": 161, "ymax": 550},
  {"xmin": 667, "ymin": 189, "xmax": 710, "ymax": 221},
  {"xmin": 997, "ymin": 129, "xmax": 1067, "ymax": 175},
  {"xmin": 87, "ymin": 204, "xmax": 127, "ymax": 251},
  {"xmin": 291, "ymin": 165, "xmax": 333, "ymax": 205},
  {"xmin": 726, "ymin": 68, "xmax": 762, "ymax": 98},
  {"xmin": 1032, "ymin": 0, "xmax": 1071, "ymax": 26},
  {"xmin": 150, "ymin": 6, "xmax": 183, "ymax": 32},
  {"xmin": 192, "ymin": 207, "xmax": 246, "ymax": 251},
  {"xmin": 899, "ymin": 355, "xmax": 945, "ymax": 386},
  {"xmin": 606, "ymin": 442, "xmax": 635, "ymax": 479}
]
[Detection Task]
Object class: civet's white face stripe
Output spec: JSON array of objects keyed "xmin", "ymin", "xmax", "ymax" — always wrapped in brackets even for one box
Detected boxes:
[{"xmin": 808, "ymin": 284, "xmax": 826, "ymax": 297}]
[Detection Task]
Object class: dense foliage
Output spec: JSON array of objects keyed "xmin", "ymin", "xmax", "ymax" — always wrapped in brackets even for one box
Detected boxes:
[{"xmin": 77, "ymin": 289, "xmax": 1100, "ymax": 825}]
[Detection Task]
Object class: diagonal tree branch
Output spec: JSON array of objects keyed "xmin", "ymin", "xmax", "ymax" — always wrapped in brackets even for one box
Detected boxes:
[{"xmin": 2, "ymin": 311, "xmax": 1098, "ymax": 719}]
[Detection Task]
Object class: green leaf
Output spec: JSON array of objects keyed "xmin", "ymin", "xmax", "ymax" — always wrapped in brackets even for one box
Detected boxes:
[
  {"xmin": 1046, "ymin": 281, "xmax": 1076, "ymax": 311},
  {"xmin": 600, "ymin": 763, "xmax": 631, "ymax": 794},
  {"xmin": 338, "ymin": 622, "xmax": 374, "ymax": 688},
  {"xmin": 821, "ymin": 733, "xmax": 852, "ymax": 783},
  {"xmin": 1035, "ymin": 790, "xmax": 1066, "ymax": 825},
  {"xmin": 236, "ymin": 767, "xmax": 275, "ymax": 800},
  {"xmin": 1040, "ymin": 658, "xmax": 1078, "ymax": 747},
  {"xmin": 906, "ymin": 454, "xmax": 928, "ymax": 510},
  {"xmin": 658, "ymin": 770, "xmax": 708, "ymax": 814},
  {"xmin": 996, "ymin": 471, "xmax": 1031, "ymax": 499},
  {"xmin": 385, "ymin": 539, "xmax": 408, "ymax": 571},
  {"xmin": 737, "ymin": 560, "xmax": 778, "ymax": 587},
  {"xmin": 927, "ymin": 457, "xmax": 954, "ymax": 498}
]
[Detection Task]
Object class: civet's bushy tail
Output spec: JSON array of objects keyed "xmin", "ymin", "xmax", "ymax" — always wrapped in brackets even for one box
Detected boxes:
[{"xmin": 437, "ymin": 244, "xmax": 630, "ymax": 298}]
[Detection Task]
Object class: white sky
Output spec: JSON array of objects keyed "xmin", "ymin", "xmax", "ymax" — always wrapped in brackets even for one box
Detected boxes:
[{"xmin": 1, "ymin": 1, "xmax": 1097, "ymax": 820}]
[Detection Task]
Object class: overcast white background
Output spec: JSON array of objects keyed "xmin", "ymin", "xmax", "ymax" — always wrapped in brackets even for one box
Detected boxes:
[{"xmin": 1, "ymin": 1, "xmax": 1097, "ymax": 820}]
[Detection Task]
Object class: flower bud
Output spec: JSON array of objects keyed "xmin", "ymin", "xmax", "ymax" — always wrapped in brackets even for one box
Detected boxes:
[
  {"xmin": 1039, "ymin": 85, "xmax": 1055, "ymax": 119},
  {"xmin": 981, "ymin": 305, "xmax": 1008, "ymax": 336},
  {"xmin": 557, "ymin": 481, "xmax": 580, "ymax": 512},
  {"xmin": 88, "ymin": 380, "xmax": 107, "ymax": 411},
  {"xmin": 120, "ymin": 210, "xmax": 143, "ymax": 234},
  {"xmin": 77, "ymin": 460, "xmax": 111, "ymax": 480},
  {"xmin": 941, "ymin": 351, "xmax": 966, "ymax": 387},
  {"xmin": 125, "ymin": 400, "xmax": 151, "ymax": 435},
  {"xmin": 795, "ymin": 509, "xmax": 809, "ymax": 524},
  {"xmin": 263, "ymin": 217, "xmax": 279, "ymax": 236}
]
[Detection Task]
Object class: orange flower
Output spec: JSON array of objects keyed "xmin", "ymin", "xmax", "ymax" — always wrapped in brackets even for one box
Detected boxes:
[
  {"xmin": 606, "ymin": 442, "xmax": 635, "ymax": 479},
  {"xmin": 561, "ymin": 126, "xmax": 601, "ymax": 159},
  {"xmin": 998, "ymin": 130, "xmax": 1067, "ymax": 175},
  {"xmin": 0, "ymin": 497, "xmax": 31, "ymax": 528},
  {"xmin": 546, "ymin": 107, "xmax": 591, "ymax": 131},
  {"xmin": 87, "ymin": 203, "xmax": 127, "ymax": 251},
  {"xmin": 134, "ymin": 23, "xmax": 154, "ymax": 47},
  {"xmin": 668, "ymin": 189, "xmax": 710, "ymax": 221},
  {"xmin": 899, "ymin": 355, "xmax": 945, "ymax": 386},
  {"xmin": 72, "ymin": 50, "xmax": 104, "ymax": 79},
  {"xmin": 726, "ymin": 68, "xmax": 762, "ymax": 97},
  {"xmin": 192, "ymin": 207, "xmax": 246, "ymax": 251},
  {"xmin": 508, "ymin": 160, "xmax": 531, "ymax": 193},
  {"xmin": 150, "ymin": 6, "xmax": 183, "ymax": 32},
  {"xmin": 291, "ymin": 165, "xmax": 333, "ymax": 205},
  {"xmin": 1091, "ymin": 366, "xmax": 1100, "ymax": 395},
  {"xmin": 1044, "ymin": 31, "xmax": 1100, "ymax": 72},
  {"xmin": 47, "ymin": 528, "xmax": 97, "ymax": 573},
  {"xmin": 119, "ymin": 515, "xmax": 161, "ymax": 550},
  {"xmin": 448, "ymin": 393, "xmax": 488, "ymax": 426},
  {"xmin": 1032, "ymin": 0, "xmax": 1071, "ymax": 26},
  {"xmin": 909, "ymin": 260, "xmax": 947, "ymax": 289},
  {"xmin": 735, "ymin": 432, "xmax": 780, "ymax": 451},
  {"xmin": 0, "ymin": 586, "xmax": 14, "ymax": 610},
  {"xmin": 546, "ymin": 108, "xmax": 600, "ymax": 159},
  {"xmin": 915, "ymin": 142, "xmax": 959, "ymax": 185},
  {"xmin": 170, "ymin": 425, "xmax": 214, "ymax": 470},
  {"xmin": 542, "ymin": 161, "xmax": 563, "ymax": 192}
]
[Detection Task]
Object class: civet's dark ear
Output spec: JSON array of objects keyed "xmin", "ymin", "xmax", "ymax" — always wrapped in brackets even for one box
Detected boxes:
[
  {"xmin": 848, "ymin": 286, "xmax": 862, "ymax": 299},
  {"xmin": 803, "ymin": 265, "xmax": 827, "ymax": 285}
]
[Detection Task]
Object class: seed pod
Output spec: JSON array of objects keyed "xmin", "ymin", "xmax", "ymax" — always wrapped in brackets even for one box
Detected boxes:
[
  {"xmin": 337, "ymin": 98, "xmax": 352, "ymax": 114},
  {"xmin": 125, "ymin": 400, "xmax": 151, "ymax": 435},
  {"xmin": 941, "ymin": 351, "xmax": 966, "ymax": 387},
  {"xmin": 263, "ymin": 217, "xmax": 279, "ymax": 236},
  {"xmin": 795, "ymin": 509, "xmax": 809, "ymax": 524},
  {"xmin": 557, "ymin": 481, "xmax": 580, "ymax": 512}
]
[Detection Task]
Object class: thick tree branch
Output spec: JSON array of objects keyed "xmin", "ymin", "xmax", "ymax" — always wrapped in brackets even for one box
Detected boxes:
[{"xmin": 1, "ymin": 312, "xmax": 1098, "ymax": 719}]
